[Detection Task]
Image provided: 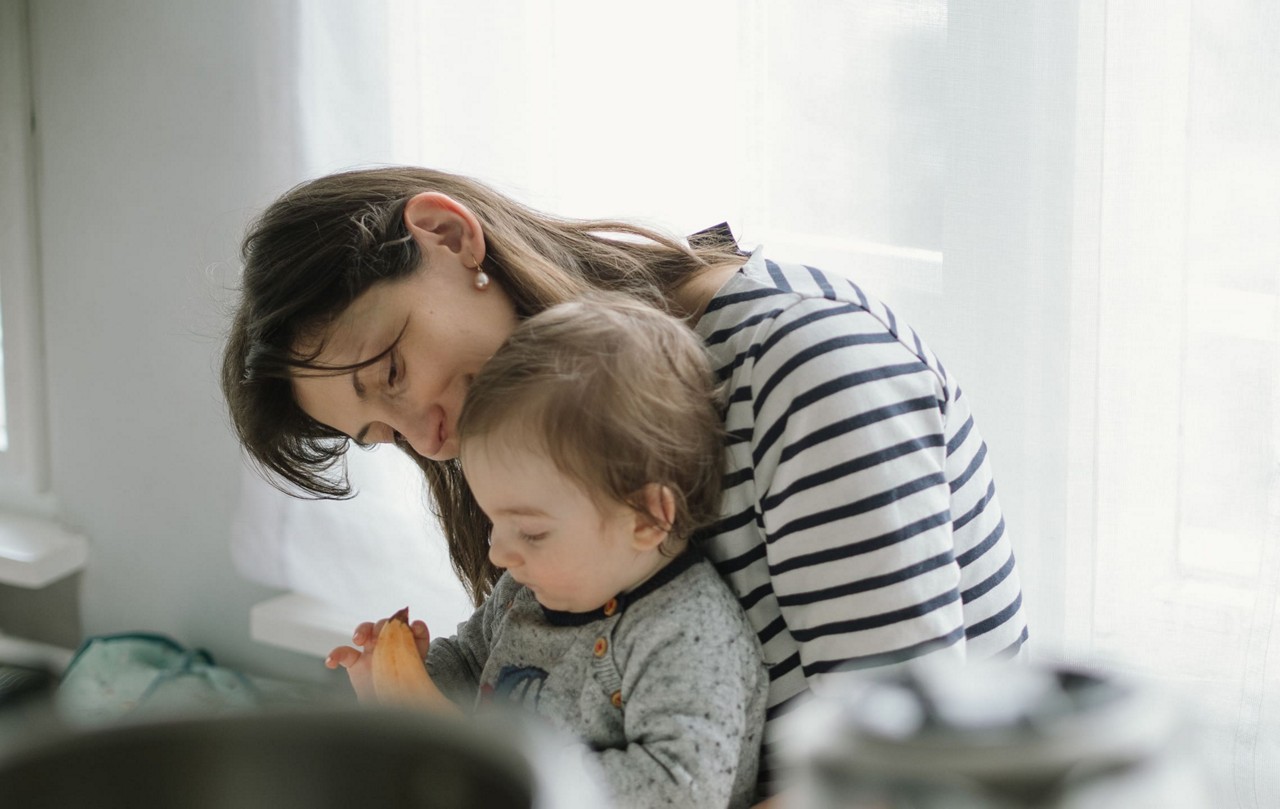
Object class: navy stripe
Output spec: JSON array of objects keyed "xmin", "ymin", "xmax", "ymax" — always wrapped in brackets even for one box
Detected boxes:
[
  {"xmin": 885, "ymin": 305, "xmax": 898, "ymax": 337},
  {"xmin": 747, "ymin": 363, "xmax": 931, "ymax": 463},
  {"xmin": 946, "ymin": 415, "xmax": 974, "ymax": 456},
  {"xmin": 703, "ymin": 286, "xmax": 787, "ymax": 315},
  {"xmin": 726, "ymin": 427, "xmax": 752, "ymax": 446},
  {"xmin": 765, "ymin": 259, "xmax": 792, "ymax": 291},
  {"xmin": 995, "ymin": 626, "xmax": 1030, "ymax": 659},
  {"xmin": 764, "ymin": 433, "xmax": 945, "ymax": 512},
  {"xmin": 764, "ymin": 678, "xmax": 805, "ymax": 716},
  {"xmin": 710, "ymin": 506, "xmax": 756, "ymax": 536},
  {"xmin": 758, "ymin": 615, "xmax": 787, "ymax": 645},
  {"xmin": 849, "ymin": 280, "xmax": 870, "ymax": 310},
  {"xmin": 754, "ymin": 331, "xmax": 898, "ymax": 414},
  {"xmin": 726, "ymin": 385, "xmax": 753, "ymax": 406},
  {"xmin": 790, "ymin": 588, "xmax": 961, "ymax": 642},
  {"xmin": 739, "ymin": 581, "xmax": 773, "ymax": 611},
  {"xmin": 776, "ymin": 360, "xmax": 930, "ymax": 423},
  {"xmin": 912, "ymin": 330, "xmax": 925, "ymax": 361},
  {"xmin": 805, "ymin": 265, "xmax": 836, "ymax": 299},
  {"xmin": 965, "ymin": 591, "xmax": 1023, "ymax": 639},
  {"xmin": 769, "ymin": 472, "xmax": 946, "ymax": 545},
  {"xmin": 960, "ymin": 552, "xmax": 1015, "ymax": 603},
  {"xmin": 952, "ymin": 481, "xmax": 996, "ymax": 531},
  {"xmin": 777, "ymin": 551, "xmax": 955, "ymax": 607},
  {"xmin": 949, "ymin": 441, "xmax": 988, "ymax": 493},
  {"xmin": 722, "ymin": 466, "xmax": 753, "ymax": 490},
  {"xmin": 769, "ymin": 510, "xmax": 952, "ymax": 576},
  {"xmin": 775, "ymin": 395, "xmax": 939, "ymax": 466},
  {"xmin": 713, "ymin": 541, "xmax": 767, "ymax": 575},
  {"xmin": 802, "ymin": 626, "xmax": 966, "ymax": 675},
  {"xmin": 956, "ymin": 517, "xmax": 1006, "ymax": 568},
  {"xmin": 758, "ymin": 302, "xmax": 866, "ymax": 362},
  {"xmin": 704, "ymin": 308, "xmax": 784, "ymax": 346},
  {"xmin": 715, "ymin": 344, "xmax": 764, "ymax": 381}
]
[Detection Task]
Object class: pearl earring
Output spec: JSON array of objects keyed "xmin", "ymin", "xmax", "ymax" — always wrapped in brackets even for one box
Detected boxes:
[{"xmin": 468, "ymin": 256, "xmax": 490, "ymax": 290}]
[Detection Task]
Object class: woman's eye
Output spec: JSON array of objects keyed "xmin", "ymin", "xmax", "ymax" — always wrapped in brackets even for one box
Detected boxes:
[
  {"xmin": 387, "ymin": 354, "xmax": 399, "ymax": 387},
  {"xmin": 518, "ymin": 531, "xmax": 548, "ymax": 543}
]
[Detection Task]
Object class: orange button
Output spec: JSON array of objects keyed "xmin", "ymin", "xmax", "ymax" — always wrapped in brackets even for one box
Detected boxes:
[
  {"xmin": 610, "ymin": 690, "xmax": 623, "ymax": 709},
  {"xmin": 602, "ymin": 598, "xmax": 618, "ymax": 617},
  {"xmin": 593, "ymin": 637, "xmax": 608, "ymax": 657}
]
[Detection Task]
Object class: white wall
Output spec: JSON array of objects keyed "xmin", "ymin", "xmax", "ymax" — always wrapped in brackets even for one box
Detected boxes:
[{"xmin": 29, "ymin": 0, "xmax": 333, "ymax": 681}]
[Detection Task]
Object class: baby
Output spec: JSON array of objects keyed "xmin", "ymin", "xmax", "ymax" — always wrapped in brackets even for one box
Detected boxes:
[{"xmin": 328, "ymin": 296, "xmax": 768, "ymax": 809}]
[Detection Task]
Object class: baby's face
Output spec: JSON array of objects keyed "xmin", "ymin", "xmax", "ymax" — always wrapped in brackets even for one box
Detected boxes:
[{"xmin": 462, "ymin": 434, "xmax": 655, "ymax": 613}]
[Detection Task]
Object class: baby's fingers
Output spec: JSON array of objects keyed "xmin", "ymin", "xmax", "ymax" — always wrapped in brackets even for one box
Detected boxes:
[
  {"xmin": 411, "ymin": 620, "xmax": 431, "ymax": 656},
  {"xmin": 351, "ymin": 619, "xmax": 387, "ymax": 647},
  {"xmin": 325, "ymin": 645, "xmax": 361, "ymax": 670}
]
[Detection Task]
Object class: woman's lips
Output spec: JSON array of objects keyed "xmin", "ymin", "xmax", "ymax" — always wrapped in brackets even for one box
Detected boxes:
[
  {"xmin": 412, "ymin": 405, "xmax": 447, "ymax": 458},
  {"xmin": 426, "ymin": 407, "xmax": 461, "ymax": 460}
]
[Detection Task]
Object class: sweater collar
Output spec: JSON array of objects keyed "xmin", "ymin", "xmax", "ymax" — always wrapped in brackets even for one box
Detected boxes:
[{"xmin": 539, "ymin": 548, "xmax": 699, "ymax": 627}]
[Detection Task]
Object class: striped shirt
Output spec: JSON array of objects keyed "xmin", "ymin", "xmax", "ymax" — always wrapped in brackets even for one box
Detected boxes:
[{"xmin": 693, "ymin": 250, "xmax": 1028, "ymax": 785}]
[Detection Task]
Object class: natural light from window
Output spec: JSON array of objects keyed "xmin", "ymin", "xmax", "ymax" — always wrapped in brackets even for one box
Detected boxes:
[{"xmin": 0, "ymin": 304, "xmax": 8, "ymax": 451}]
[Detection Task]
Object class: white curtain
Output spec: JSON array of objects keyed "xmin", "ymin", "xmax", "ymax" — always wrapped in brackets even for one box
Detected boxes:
[
  {"xmin": 1064, "ymin": 2, "xmax": 1280, "ymax": 800},
  {"xmin": 230, "ymin": 1, "xmax": 1279, "ymax": 803}
]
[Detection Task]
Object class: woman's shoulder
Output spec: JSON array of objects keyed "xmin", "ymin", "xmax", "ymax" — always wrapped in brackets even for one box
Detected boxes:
[
  {"xmin": 698, "ymin": 251, "xmax": 904, "ymax": 344},
  {"xmin": 699, "ymin": 252, "xmax": 944, "ymax": 386}
]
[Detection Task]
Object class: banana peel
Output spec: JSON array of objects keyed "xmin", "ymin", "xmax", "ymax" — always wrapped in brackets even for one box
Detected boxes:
[{"xmin": 371, "ymin": 607, "xmax": 451, "ymax": 709}]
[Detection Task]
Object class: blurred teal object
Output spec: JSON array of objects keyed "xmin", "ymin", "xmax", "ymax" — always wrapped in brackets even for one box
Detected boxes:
[{"xmin": 55, "ymin": 633, "xmax": 258, "ymax": 725}]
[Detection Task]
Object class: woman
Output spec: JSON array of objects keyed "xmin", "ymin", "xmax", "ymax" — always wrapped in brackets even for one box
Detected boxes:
[{"xmin": 222, "ymin": 166, "xmax": 1028, "ymax": 788}]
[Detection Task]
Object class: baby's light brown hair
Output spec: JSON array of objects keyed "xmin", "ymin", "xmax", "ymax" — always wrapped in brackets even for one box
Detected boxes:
[{"xmin": 458, "ymin": 295, "xmax": 725, "ymax": 548}]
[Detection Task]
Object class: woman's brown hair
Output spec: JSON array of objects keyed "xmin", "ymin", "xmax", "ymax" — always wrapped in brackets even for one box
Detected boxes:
[{"xmin": 222, "ymin": 166, "xmax": 741, "ymax": 605}]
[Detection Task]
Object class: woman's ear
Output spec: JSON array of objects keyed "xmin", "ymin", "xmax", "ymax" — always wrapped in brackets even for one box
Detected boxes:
[
  {"xmin": 403, "ymin": 192, "xmax": 486, "ymax": 264},
  {"xmin": 632, "ymin": 483, "xmax": 677, "ymax": 551}
]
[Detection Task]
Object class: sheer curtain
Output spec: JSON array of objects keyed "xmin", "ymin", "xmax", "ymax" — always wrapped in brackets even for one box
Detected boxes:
[
  {"xmin": 230, "ymin": 1, "xmax": 1279, "ymax": 802},
  {"xmin": 1065, "ymin": 2, "xmax": 1280, "ymax": 801}
]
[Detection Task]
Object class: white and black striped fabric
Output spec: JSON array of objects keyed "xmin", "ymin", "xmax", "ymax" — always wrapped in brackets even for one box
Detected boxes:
[{"xmin": 693, "ymin": 250, "xmax": 1028, "ymax": 788}]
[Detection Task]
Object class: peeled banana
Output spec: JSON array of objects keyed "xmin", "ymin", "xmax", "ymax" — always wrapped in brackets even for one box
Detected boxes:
[{"xmin": 371, "ymin": 607, "xmax": 451, "ymax": 709}]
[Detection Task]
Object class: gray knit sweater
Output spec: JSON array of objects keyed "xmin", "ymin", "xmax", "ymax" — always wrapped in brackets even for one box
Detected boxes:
[{"xmin": 427, "ymin": 550, "xmax": 768, "ymax": 809}]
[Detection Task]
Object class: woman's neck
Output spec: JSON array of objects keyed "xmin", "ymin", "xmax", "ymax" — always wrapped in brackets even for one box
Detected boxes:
[{"xmin": 670, "ymin": 260, "xmax": 744, "ymax": 326}]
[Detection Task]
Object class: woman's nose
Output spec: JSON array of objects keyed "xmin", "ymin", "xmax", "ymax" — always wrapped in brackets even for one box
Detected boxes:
[{"xmin": 382, "ymin": 416, "xmax": 430, "ymax": 457}]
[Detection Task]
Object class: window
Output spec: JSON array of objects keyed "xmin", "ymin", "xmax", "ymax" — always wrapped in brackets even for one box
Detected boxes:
[
  {"xmin": 1066, "ymin": 1, "xmax": 1280, "ymax": 794},
  {"xmin": 0, "ymin": 0, "xmax": 83, "ymax": 599},
  {"xmin": 0, "ymin": 0, "xmax": 49, "ymax": 506}
]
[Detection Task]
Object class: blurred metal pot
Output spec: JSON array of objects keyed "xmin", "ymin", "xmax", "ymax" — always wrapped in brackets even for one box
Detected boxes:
[
  {"xmin": 780, "ymin": 659, "xmax": 1211, "ymax": 809},
  {"xmin": 0, "ymin": 704, "xmax": 609, "ymax": 809}
]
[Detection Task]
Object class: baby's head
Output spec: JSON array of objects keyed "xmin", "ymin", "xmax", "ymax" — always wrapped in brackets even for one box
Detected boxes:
[{"xmin": 458, "ymin": 296, "xmax": 724, "ymax": 608}]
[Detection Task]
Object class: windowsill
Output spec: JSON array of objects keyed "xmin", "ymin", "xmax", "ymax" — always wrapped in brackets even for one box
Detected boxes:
[
  {"xmin": 250, "ymin": 593, "xmax": 363, "ymax": 659},
  {"xmin": 0, "ymin": 631, "xmax": 75, "ymax": 673},
  {"xmin": 0, "ymin": 510, "xmax": 89, "ymax": 589}
]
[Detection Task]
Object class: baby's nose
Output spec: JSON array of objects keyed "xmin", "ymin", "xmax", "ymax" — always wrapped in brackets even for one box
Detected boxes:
[{"xmin": 487, "ymin": 536, "xmax": 515, "ymax": 569}]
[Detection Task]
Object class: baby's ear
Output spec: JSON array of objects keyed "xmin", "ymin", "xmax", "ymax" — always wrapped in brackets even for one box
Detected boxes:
[{"xmin": 632, "ymin": 483, "xmax": 677, "ymax": 551}]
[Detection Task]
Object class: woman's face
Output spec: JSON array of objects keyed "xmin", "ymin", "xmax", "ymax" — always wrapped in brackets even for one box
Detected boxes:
[{"xmin": 290, "ymin": 250, "xmax": 519, "ymax": 462}]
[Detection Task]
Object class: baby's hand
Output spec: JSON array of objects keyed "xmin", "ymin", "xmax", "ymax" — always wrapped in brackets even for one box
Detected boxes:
[{"xmin": 325, "ymin": 616, "xmax": 430, "ymax": 703}]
